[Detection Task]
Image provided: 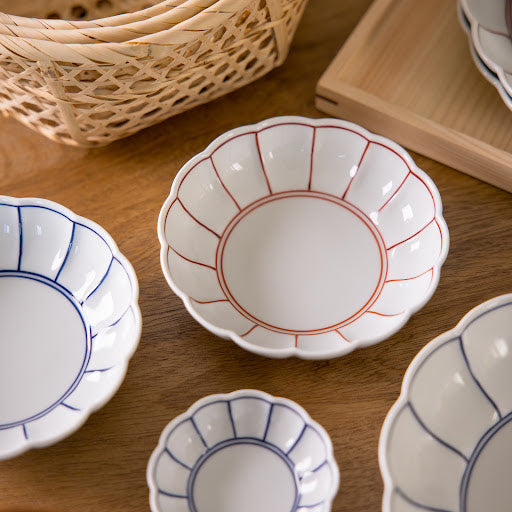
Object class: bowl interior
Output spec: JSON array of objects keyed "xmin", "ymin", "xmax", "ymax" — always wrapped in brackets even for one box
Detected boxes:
[
  {"xmin": 149, "ymin": 392, "xmax": 337, "ymax": 512},
  {"xmin": 161, "ymin": 119, "xmax": 447, "ymax": 357},
  {"xmin": 0, "ymin": 200, "xmax": 138, "ymax": 457},
  {"xmin": 382, "ymin": 296, "xmax": 512, "ymax": 511}
]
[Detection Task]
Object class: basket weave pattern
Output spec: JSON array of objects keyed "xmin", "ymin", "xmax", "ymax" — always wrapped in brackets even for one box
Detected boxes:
[{"xmin": 0, "ymin": 0, "xmax": 307, "ymax": 146}]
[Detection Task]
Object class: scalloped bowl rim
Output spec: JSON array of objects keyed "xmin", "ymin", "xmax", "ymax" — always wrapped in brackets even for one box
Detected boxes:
[
  {"xmin": 0, "ymin": 195, "xmax": 142, "ymax": 459},
  {"xmin": 157, "ymin": 116, "xmax": 449, "ymax": 359},
  {"xmin": 146, "ymin": 388, "xmax": 340, "ymax": 512},
  {"xmin": 378, "ymin": 293, "xmax": 512, "ymax": 511}
]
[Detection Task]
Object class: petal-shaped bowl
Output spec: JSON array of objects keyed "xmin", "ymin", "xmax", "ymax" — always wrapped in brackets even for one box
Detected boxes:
[
  {"xmin": 158, "ymin": 116, "xmax": 449, "ymax": 359},
  {"xmin": 147, "ymin": 389, "xmax": 339, "ymax": 512},
  {"xmin": 379, "ymin": 294, "xmax": 512, "ymax": 512},
  {"xmin": 460, "ymin": 0, "xmax": 512, "ymax": 107},
  {"xmin": 0, "ymin": 196, "xmax": 141, "ymax": 459},
  {"xmin": 458, "ymin": 1, "xmax": 512, "ymax": 110}
]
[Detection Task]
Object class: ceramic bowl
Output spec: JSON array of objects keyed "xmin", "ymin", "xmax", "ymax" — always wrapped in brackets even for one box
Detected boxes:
[
  {"xmin": 147, "ymin": 389, "xmax": 339, "ymax": 512},
  {"xmin": 0, "ymin": 196, "xmax": 141, "ymax": 459},
  {"xmin": 458, "ymin": 0, "xmax": 512, "ymax": 110},
  {"xmin": 460, "ymin": 0, "xmax": 512, "ymax": 106},
  {"xmin": 379, "ymin": 294, "xmax": 512, "ymax": 511},
  {"xmin": 158, "ymin": 116, "xmax": 449, "ymax": 359}
]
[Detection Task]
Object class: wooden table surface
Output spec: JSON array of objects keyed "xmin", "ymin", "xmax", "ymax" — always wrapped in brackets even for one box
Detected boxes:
[{"xmin": 1, "ymin": 1, "xmax": 511, "ymax": 511}]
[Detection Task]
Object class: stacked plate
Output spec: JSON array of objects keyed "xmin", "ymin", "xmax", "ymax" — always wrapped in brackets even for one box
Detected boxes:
[{"xmin": 459, "ymin": 0, "xmax": 512, "ymax": 110}]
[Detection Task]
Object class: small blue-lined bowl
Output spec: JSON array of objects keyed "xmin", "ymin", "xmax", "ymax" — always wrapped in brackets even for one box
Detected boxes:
[
  {"xmin": 0, "ymin": 196, "xmax": 141, "ymax": 459},
  {"xmin": 147, "ymin": 389, "xmax": 339, "ymax": 512}
]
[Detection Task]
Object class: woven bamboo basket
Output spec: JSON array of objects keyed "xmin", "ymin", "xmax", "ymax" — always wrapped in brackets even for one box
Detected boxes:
[{"xmin": 0, "ymin": 0, "xmax": 307, "ymax": 147}]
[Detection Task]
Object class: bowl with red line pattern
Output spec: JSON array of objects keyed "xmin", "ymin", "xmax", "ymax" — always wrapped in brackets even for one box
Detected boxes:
[{"xmin": 157, "ymin": 116, "xmax": 449, "ymax": 359}]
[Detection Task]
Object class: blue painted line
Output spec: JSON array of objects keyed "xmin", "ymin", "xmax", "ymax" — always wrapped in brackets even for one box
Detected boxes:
[
  {"xmin": 263, "ymin": 403, "xmax": 274, "ymax": 441},
  {"xmin": 407, "ymin": 403, "xmax": 468, "ymax": 462},
  {"xmin": 104, "ymin": 305, "xmax": 132, "ymax": 331},
  {"xmin": 17, "ymin": 206, "xmax": 22, "ymax": 271},
  {"xmin": 55, "ymin": 222, "xmax": 76, "ymax": 282},
  {"xmin": 164, "ymin": 447, "xmax": 192, "ymax": 471},
  {"xmin": 85, "ymin": 367, "xmax": 113, "ymax": 374},
  {"xmin": 158, "ymin": 489, "xmax": 188, "ymax": 499},
  {"xmin": 458, "ymin": 336, "xmax": 502, "ymax": 420},
  {"xmin": 287, "ymin": 424, "xmax": 308, "ymax": 456},
  {"xmin": 310, "ymin": 459, "xmax": 328, "ymax": 473},
  {"xmin": 297, "ymin": 502, "xmax": 325, "ymax": 509},
  {"xmin": 460, "ymin": 410, "xmax": 512, "ymax": 511},
  {"xmin": 190, "ymin": 417, "xmax": 208, "ymax": 448},
  {"xmin": 395, "ymin": 486, "xmax": 452, "ymax": 512},
  {"xmin": 61, "ymin": 403, "xmax": 80, "ymax": 411},
  {"xmin": 227, "ymin": 400, "xmax": 237, "ymax": 438},
  {"xmin": 83, "ymin": 256, "xmax": 114, "ymax": 303},
  {"xmin": 22, "ymin": 424, "xmax": 28, "ymax": 440}
]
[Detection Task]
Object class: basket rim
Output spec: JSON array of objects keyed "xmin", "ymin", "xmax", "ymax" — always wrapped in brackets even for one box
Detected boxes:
[
  {"xmin": 0, "ymin": 0, "xmax": 220, "ymax": 45},
  {"xmin": 0, "ymin": 0, "xmax": 193, "ymax": 30},
  {"xmin": 0, "ymin": 0, "xmax": 276, "ymax": 64}
]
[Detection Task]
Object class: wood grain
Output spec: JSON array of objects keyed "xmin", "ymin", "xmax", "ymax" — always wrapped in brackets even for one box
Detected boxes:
[
  {"xmin": 316, "ymin": 0, "xmax": 512, "ymax": 192},
  {"xmin": 0, "ymin": 1, "xmax": 511, "ymax": 511}
]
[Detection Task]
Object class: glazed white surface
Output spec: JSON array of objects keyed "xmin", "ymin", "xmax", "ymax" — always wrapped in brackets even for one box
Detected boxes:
[
  {"xmin": 147, "ymin": 389, "xmax": 339, "ymax": 512},
  {"xmin": 0, "ymin": 196, "xmax": 141, "ymax": 459},
  {"xmin": 380, "ymin": 294, "xmax": 512, "ymax": 512}
]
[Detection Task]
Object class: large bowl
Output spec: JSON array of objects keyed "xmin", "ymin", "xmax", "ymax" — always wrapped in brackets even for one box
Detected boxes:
[
  {"xmin": 0, "ymin": 196, "xmax": 141, "ymax": 459},
  {"xmin": 147, "ymin": 389, "xmax": 339, "ymax": 512},
  {"xmin": 158, "ymin": 116, "xmax": 449, "ymax": 359},
  {"xmin": 379, "ymin": 294, "xmax": 512, "ymax": 512}
]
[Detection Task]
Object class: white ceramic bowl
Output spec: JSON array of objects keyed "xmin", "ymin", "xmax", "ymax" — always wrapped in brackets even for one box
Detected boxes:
[
  {"xmin": 158, "ymin": 116, "xmax": 449, "ymax": 359},
  {"xmin": 379, "ymin": 294, "xmax": 512, "ymax": 512},
  {"xmin": 0, "ymin": 196, "xmax": 141, "ymax": 459},
  {"xmin": 147, "ymin": 390, "xmax": 339, "ymax": 512},
  {"xmin": 458, "ymin": 0, "xmax": 512, "ymax": 110}
]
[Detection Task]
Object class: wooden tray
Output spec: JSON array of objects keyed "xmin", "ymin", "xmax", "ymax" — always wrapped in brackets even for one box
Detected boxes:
[{"xmin": 316, "ymin": 0, "xmax": 512, "ymax": 193}]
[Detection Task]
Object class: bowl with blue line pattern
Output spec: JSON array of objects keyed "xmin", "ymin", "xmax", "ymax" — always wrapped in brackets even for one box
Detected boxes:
[
  {"xmin": 379, "ymin": 294, "xmax": 512, "ymax": 512},
  {"xmin": 147, "ymin": 389, "xmax": 339, "ymax": 512},
  {"xmin": 0, "ymin": 195, "xmax": 141, "ymax": 460}
]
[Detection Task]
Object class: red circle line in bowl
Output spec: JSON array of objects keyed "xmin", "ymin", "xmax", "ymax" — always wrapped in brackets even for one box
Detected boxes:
[{"xmin": 215, "ymin": 190, "xmax": 388, "ymax": 336}]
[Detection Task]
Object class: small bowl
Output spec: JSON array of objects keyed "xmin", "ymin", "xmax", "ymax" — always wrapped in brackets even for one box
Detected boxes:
[
  {"xmin": 379, "ymin": 294, "xmax": 512, "ymax": 511},
  {"xmin": 147, "ymin": 389, "xmax": 339, "ymax": 512},
  {"xmin": 0, "ymin": 196, "xmax": 141, "ymax": 459},
  {"xmin": 158, "ymin": 116, "xmax": 449, "ymax": 359}
]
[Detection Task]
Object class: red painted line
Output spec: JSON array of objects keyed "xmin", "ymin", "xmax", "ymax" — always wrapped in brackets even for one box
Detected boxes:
[
  {"xmin": 210, "ymin": 157, "xmax": 241, "ymax": 211},
  {"xmin": 191, "ymin": 298, "xmax": 229, "ymax": 304},
  {"xmin": 377, "ymin": 171, "xmax": 411, "ymax": 213},
  {"xmin": 241, "ymin": 324, "xmax": 258, "ymax": 337},
  {"xmin": 335, "ymin": 329, "xmax": 350, "ymax": 343},
  {"xmin": 308, "ymin": 127, "xmax": 317, "ymax": 191},
  {"xmin": 216, "ymin": 190, "xmax": 388, "ymax": 335},
  {"xmin": 385, "ymin": 268, "xmax": 434, "ymax": 283},
  {"xmin": 386, "ymin": 217, "xmax": 435, "ymax": 251},
  {"xmin": 434, "ymin": 218, "xmax": 445, "ymax": 255},
  {"xmin": 255, "ymin": 132, "xmax": 273, "ymax": 195},
  {"xmin": 366, "ymin": 310, "xmax": 404, "ymax": 317},
  {"xmin": 177, "ymin": 198, "xmax": 221, "ymax": 239},
  {"xmin": 372, "ymin": 141, "xmax": 413, "ymax": 173},
  {"xmin": 342, "ymin": 140, "xmax": 370, "ymax": 200},
  {"xmin": 167, "ymin": 246, "xmax": 216, "ymax": 271},
  {"xmin": 295, "ymin": 334, "xmax": 298, "ymax": 348}
]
